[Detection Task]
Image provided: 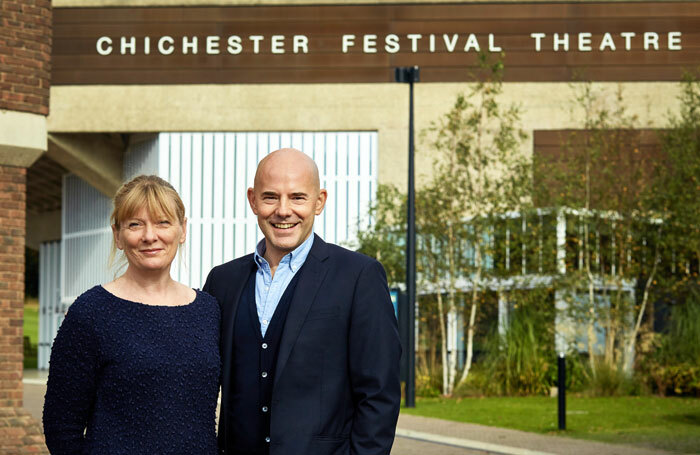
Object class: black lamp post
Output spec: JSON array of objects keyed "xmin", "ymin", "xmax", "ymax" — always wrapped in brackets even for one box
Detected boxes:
[
  {"xmin": 395, "ymin": 66, "xmax": 419, "ymax": 408},
  {"xmin": 558, "ymin": 353, "xmax": 566, "ymax": 430}
]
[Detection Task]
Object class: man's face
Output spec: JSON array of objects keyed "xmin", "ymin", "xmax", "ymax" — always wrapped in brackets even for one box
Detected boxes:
[{"xmin": 247, "ymin": 152, "xmax": 327, "ymax": 263}]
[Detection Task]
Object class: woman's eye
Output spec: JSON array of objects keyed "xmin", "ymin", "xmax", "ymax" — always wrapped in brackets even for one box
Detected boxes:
[{"xmin": 128, "ymin": 222, "xmax": 140, "ymax": 229}]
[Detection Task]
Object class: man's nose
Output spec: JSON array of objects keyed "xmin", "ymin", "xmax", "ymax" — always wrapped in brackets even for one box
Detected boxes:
[{"xmin": 276, "ymin": 198, "xmax": 292, "ymax": 217}]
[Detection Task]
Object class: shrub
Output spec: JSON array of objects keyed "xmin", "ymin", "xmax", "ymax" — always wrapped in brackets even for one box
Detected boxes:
[
  {"xmin": 480, "ymin": 289, "xmax": 555, "ymax": 396},
  {"xmin": 638, "ymin": 285, "xmax": 700, "ymax": 396},
  {"xmin": 585, "ymin": 359, "xmax": 646, "ymax": 396},
  {"xmin": 452, "ymin": 368, "xmax": 488, "ymax": 398},
  {"xmin": 563, "ymin": 352, "xmax": 590, "ymax": 393},
  {"xmin": 415, "ymin": 363, "xmax": 442, "ymax": 398},
  {"xmin": 647, "ymin": 362, "xmax": 700, "ymax": 396}
]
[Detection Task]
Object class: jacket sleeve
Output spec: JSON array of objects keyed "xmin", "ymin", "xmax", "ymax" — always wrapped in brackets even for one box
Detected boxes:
[
  {"xmin": 348, "ymin": 260, "xmax": 402, "ymax": 455},
  {"xmin": 202, "ymin": 266, "xmax": 227, "ymax": 452},
  {"xmin": 43, "ymin": 299, "xmax": 99, "ymax": 455},
  {"xmin": 203, "ymin": 268, "xmax": 214, "ymax": 295}
]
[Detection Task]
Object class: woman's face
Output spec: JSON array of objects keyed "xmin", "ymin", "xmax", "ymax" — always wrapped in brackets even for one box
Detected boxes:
[{"xmin": 113, "ymin": 207, "xmax": 186, "ymax": 273}]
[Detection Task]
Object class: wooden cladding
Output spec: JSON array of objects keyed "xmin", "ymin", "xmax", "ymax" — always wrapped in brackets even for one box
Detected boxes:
[
  {"xmin": 533, "ymin": 129, "xmax": 664, "ymax": 210},
  {"xmin": 52, "ymin": 2, "xmax": 700, "ymax": 85}
]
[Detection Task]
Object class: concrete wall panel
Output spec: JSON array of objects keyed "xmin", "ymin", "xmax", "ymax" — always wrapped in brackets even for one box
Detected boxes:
[{"xmin": 48, "ymin": 82, "xmax": 681, "ymax": 190}]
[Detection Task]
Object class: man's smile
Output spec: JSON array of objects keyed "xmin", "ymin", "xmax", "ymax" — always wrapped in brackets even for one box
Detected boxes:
[{"xmin": 272, "ymin": 222, "xmax": 299, "ymax": 229}]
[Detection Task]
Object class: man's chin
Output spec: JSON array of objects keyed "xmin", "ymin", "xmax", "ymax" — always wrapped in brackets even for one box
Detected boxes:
[{"xmin": 268, "ymin": 236, "xmax": 300, "ymax": 252}]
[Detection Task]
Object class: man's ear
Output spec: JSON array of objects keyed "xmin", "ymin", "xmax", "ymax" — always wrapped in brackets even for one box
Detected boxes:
[
  {"xmin": 247, "ymin": 188, "xmax": 258, "ymax": 215},
  {"xmin": 315, "ymin": 189, "xmax": 328, "ymax": 215}
]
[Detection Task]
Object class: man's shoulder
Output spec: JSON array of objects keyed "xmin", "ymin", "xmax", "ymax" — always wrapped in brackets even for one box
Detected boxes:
[
  {"xmin": 208, "ymin": 253, "xmax": 255, "ymax": 278},
  {"xmin": 322, "ymin": 241, "xmax": 378, "ymax": 269}
]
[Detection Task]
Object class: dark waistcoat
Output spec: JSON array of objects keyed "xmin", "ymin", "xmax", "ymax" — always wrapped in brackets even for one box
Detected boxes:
[{"xmin": 227, "ymin": 268, "xmax": 302, "ymax": 455}]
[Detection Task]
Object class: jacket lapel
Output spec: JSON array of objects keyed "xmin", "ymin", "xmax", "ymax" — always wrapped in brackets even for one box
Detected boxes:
[{"xmin": 274, "ymin": 235, "xmax": 329, "ymax": 387}]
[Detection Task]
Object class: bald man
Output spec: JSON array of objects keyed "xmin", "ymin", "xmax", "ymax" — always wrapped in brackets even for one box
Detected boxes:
[{"xmin": 204, "ymin": 149, "xmax": 401, "ymax": 455}]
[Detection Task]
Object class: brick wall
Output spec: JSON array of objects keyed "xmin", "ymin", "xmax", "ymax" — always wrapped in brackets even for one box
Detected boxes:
[
  {"xmin": 0, "ymin": 0, "xmax": 51, "ymax": 115},
  {"xmin": 0, "ymin": 165, "xmax": 26, "ymax": 409},
  {"xmin": 0, "ymin": 1, "xmax": 51, "ymax": 452},
  {"xmin": 0, "ymin": 407, "xmax": 47, "ymax": 455}
]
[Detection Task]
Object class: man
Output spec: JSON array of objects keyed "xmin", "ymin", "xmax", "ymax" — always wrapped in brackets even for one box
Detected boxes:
[{"xmin": 204, "ymin": 148, "xmax": 401, "ymax": 455}]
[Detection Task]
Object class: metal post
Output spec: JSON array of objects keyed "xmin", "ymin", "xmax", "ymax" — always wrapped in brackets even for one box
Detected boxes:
[
  {"xmin": 395, "ymin": 66, "xmax": 419, "ymax": 408},
  {"xmin": 558, "ymin": 353, "xmax": 566, "ymax": 430}
]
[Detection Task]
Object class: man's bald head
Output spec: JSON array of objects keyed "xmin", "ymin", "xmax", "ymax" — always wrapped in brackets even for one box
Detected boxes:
[
  {"xmin": 254, "ymin": 148, "xmax": 321, "ymax": 192},
  {"xmin": 247, "ymin": 148, "xmax": 327, "ymax": 266}
]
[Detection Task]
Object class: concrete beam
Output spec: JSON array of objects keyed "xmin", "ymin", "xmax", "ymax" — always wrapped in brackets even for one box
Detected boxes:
[
  {"xmin": 47, "ymin": 133, "xmax": 124, "ymax": 197},
  {"xmin": 0, "ymin": 110, "xmax": 46, "ymax": 167},
  {"xmin": 26, "ymin": 210, "xmax": 61, "ymax": 250}
]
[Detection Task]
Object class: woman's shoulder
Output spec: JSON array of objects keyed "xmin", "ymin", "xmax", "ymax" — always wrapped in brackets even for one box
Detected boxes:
[
  {"xmin": 194, "ymin": 289, "xmax": 221, "ymax": 324},
  {"xmin": 68, "ymin": 285, "xmax": 112, "ymax": 314},
  {"xmin": 59, "ymin": 286, "xmax": 114, "ymax": 331},
  {"xmin": 194, "ymin": 288, "xmax": 219, "ymax": 311}
]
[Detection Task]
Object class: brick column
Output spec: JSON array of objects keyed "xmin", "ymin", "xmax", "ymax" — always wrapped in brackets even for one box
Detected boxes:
[
  {"xmin": 0, "ymin": 167, "xmax": 45, "ymax": 454},
  {"xmin": 0, "ymin": 1, "xmax": 51, "ymax": 115},
  {"xmin": 0, "ymin": 166, "xmax": 26, "ymax": 408},
  {"xmin": 0, "ymin": 0, "xmax": 51, "ymax": 453}
]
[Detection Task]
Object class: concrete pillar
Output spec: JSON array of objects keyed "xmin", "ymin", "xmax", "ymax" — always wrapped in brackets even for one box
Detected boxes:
[{"xmin": 0, "ymin": 0, "xmax": 51, "ymax": 452}]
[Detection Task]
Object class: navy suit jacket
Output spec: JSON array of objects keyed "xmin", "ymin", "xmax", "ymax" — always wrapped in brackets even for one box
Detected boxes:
[{"xmin": 203, "ymin": 235, "xmax": 402, "ymax": 455}]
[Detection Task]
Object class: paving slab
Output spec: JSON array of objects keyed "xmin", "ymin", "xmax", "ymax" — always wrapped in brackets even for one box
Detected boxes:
[
  {"xmin": 392, "ymin": 435, "xmax": 487, "ymax": 455},
  {"xmin": 397, "ymin": 414, "xmax": 676, "ymax": 455}
]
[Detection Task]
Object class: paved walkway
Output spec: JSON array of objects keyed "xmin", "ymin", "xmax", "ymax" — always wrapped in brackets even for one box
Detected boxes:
[
  {"xmin": 396, "ymin": 414, "xmax": 675, "ymax": 455},
  {"xmin": 22, "ymin": 371, "xmax": 677, "ymax": 455}
]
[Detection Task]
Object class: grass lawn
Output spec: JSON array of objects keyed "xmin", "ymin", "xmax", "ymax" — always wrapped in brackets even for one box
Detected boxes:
[
  {"xmin": 402, "ymin": 396, "xmax": 700, "ymax": 454},
  {"xmin": 23, "ymin": 298, "xmax": 39, "ymax": 369}
]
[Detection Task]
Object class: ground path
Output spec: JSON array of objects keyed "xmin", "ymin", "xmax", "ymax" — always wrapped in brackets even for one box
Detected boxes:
[{"xmin": 22, "ymin": 374, "xmax": 676, "ymax": 455}]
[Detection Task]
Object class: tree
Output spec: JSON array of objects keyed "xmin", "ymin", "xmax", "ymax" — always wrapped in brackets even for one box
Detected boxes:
[
  {"xmin": 356, "ymin": 55, "xmax": 531, "ymax": 396},
  {"xmin": 652, "ymin": 74, "xmax": 700, "ymax": 284},
  {"xmin": 424, "ymin": 55, "xmax": 531, "ymax": 392},
  {"xmin": 637, "ymin": 74, "xmax": 700, "ymax": 394},
  {"xmin": 355, "ymin": 184, "xmax": 406, "ymax": 286},
  {"xmin": 535, "ymin": 82, "xmax": 669, "ymax": 375}
]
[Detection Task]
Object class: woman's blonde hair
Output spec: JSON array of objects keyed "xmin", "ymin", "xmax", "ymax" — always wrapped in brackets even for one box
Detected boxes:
[{"xmin": 109, "ymin": 175, "xmax": 186, "ymax": 269}]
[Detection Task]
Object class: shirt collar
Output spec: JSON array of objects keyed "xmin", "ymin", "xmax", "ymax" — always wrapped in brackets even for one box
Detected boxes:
[{"xmin": 254, "ymin": 232, "xmax": 315, "ymax": 272}]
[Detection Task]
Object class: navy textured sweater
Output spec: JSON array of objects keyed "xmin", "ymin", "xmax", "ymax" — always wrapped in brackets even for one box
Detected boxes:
[{"xmin": 43, "ymin": 285, "xmax": 220, "ymax": 455}]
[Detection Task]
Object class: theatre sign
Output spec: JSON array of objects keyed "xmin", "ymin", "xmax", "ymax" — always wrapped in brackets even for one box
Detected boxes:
[{"xmin": 53, "ymin": 2, "xmax": 700, "ymax": 84}]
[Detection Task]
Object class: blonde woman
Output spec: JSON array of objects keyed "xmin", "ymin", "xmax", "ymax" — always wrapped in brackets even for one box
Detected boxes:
[{"xmin": 43, "ymin": 175, "xmax": 219, "ymax": 455}]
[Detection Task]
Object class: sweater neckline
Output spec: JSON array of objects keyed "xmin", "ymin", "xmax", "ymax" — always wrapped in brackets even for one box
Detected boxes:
[{"xmin": 97, "ymin": 285, "xmax": 200, "ymax": 308}]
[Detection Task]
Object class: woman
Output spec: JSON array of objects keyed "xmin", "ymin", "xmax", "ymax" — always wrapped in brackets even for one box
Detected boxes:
[{"xmin": 43, "ymin": 175, "xmax": 220, "ymax": 455}]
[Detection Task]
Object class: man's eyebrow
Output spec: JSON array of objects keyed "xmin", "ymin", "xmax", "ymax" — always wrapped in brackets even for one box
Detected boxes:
[
  {"xmin": 291, "ymin": 192, "xmax": 309, "ymax": 197},
  {"xmin": 260, "ymin": 191, "xmax": 278, "ymax": 197}
]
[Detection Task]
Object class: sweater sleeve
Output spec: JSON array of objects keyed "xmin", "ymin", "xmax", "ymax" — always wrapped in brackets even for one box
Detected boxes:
[{"xmin": 43, "ymin": 297, "xmax": 99, "ymax": 455}]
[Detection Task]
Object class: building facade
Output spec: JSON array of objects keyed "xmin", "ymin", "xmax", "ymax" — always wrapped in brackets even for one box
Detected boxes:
[
  {"xmin": 0, "ymin": 0, "xmax": 51, "ymax": 452},
  {"xmin": 1, "ymin": 0, "xmax": 698, "ymax": 450}
]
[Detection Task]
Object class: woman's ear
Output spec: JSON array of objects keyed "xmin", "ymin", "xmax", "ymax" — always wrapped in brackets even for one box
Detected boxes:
[
  {"xmin": 179, "ymin": 218, "xmax": 187, "ymax": 244},
  {"xmin": 112, "ymin": 224, "xmax": 123, "ymax": 250}
]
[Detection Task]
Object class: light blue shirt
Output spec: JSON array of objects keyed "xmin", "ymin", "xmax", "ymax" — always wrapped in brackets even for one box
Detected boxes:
[{"xmin": 253, "ymin": 233, "xmax": 314, "ymax": 337}]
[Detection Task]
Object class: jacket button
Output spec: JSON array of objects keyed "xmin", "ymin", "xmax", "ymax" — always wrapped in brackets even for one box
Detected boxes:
[
  {"xmin": 262, "ymin": 406, "xmax": 268, "ymax": 412},
  {"xmin": 262, "ymin": 343, "xmax": 268, "ymax": 349},
  {"xmin": 265, "ymin": 437, "xmax": 271, "ymax": 443},
  {"xmin": 262, "ymin": 371, "xmax": 268, "ymax": 378}
]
